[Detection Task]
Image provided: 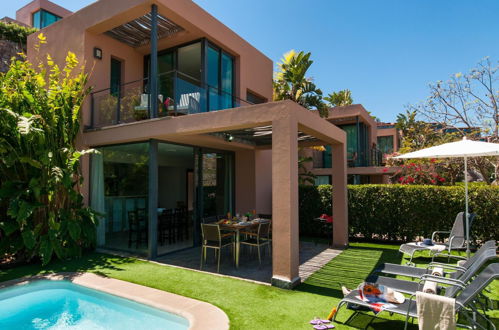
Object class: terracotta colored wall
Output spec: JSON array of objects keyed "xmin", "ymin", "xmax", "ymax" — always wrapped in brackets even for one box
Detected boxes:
[
  {"xmin": 16, "ymin": 0, "xmax": 72, "ymax": 27},
  {"xmin": 255, "ymin": 149, "xmax": 272, "ymax": 213},
  {"xmin": 83, "ymin": 32, "xmax": 144, "ymax": 126},
  {"xmin": 235, "ymin": 149, "xmax": 256, "ymax": 213}
]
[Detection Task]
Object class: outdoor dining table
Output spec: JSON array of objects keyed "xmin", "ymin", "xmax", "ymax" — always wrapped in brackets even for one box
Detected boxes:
[{"xmin": 219, "ymin": 219, "xmax": 268, "ymax": 268}]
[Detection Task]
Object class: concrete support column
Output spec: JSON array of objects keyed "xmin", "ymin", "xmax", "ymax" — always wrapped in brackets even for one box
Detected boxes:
[
  {"xmin": 332, "ymin": 143, "xmax": 348, "ymax": 248},
  {"xmin": 271, "ymin": 117, "xmax": 300, "ymax": 289}
]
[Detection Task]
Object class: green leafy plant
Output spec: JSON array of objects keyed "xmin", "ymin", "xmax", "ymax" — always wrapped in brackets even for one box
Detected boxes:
[
  {"xmin": 0, "ymin": 21, "xmax": 38, "ymax": 44},
  {"xmin": 299, "ymin": 184, "xmax": 498, "ymax": 243},
  {"xmin": 273, "ymin": 50, "xmax": 328, "ymax": 117},
  {"xmin": 0, "ymin": 35, "xmax": 97, "ymax": 265}
]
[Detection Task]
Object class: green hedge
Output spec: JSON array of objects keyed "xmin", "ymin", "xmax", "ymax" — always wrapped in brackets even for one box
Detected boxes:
[
  {"xmin": 299, "ymin": 184, "xmax": 499, "ymax": 243},
  {"xmin": 0, "ymin": 21, "xmax": 38, "ymax": 44}
]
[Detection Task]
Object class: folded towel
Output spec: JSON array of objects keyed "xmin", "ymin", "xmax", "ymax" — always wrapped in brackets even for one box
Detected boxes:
[
  {"xmin": 431, "ymin": 267, "xmax": 444, "ymax": 277},
  {"xmin": 457, "ymin": 260, "xmax": 466, "ymax": 267},
  {"xmin": 422, "ymin": 281, "xmax": 437, "ymax": 294},
  {"xmin": 416, "ymin": 291, "xmax": 456, "ymax": 330}
]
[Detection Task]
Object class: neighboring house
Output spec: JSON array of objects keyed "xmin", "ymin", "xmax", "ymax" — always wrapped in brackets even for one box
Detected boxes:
[
  {"xmin": 15, "ymin": 0, "xmax": 72, "ymax": 29},
  {"xmin": 25, "ymin": 0, "xmax": 349, "ymax": 289},
  {"xmin": 302, "ymin": 104, "xmax": 399, "ymax": 185},
  {"xmin": 0, "ymin": 0, "xmax": 70, "ymax": 72}
]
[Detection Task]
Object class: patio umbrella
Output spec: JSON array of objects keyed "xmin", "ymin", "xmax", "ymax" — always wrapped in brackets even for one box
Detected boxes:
[{"xmin": 394, "ymin": 137, "xmax": 499, "ymax": 257}]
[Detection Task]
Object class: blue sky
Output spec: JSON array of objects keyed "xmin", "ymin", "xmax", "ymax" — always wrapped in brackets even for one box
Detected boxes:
[{"xmin": 3, "ymin": 0, "xmax": 498, "ymax": 122}]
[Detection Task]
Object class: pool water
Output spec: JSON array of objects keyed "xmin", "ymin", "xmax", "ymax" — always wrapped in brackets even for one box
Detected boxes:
[{"xmin": 0, "ymin": 280, "xmax": 189, "ymax": 330}]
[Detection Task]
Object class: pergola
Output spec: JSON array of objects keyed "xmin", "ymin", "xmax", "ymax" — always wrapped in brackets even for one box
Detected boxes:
[{"xmin": 83, "ymin": 100, "xmax": 348, "ymax": 289}]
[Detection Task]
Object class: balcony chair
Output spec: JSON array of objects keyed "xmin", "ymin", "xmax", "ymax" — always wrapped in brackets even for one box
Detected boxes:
[
  {"xmin": 200, "ymin": 223, "xmax": 235, "ymax": 273},
  {"xmin": 168, "ymin": 92, "xmax": 200, "ymax": 115},
  {"xmin": 240, "ymin": 222, "xmax": 271, "ymax": 265},
  {"xmin": 134, "ymin": 93, "xmax": 163, "ymax": 112}
]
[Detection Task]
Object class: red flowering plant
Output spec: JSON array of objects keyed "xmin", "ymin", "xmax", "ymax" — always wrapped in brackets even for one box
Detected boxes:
[{"xmin": 390, "ymin": 159, "xmax": 448, "ymax": 185}]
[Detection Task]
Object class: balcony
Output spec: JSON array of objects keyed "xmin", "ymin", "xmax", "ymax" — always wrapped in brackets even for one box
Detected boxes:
[
  {"xmin": 313, "ymin": 146, "xmax": 383, "ymax": 169},
  {"xmin": 89, "ymin": 70, "xmax": 253, "ymax": 129}
]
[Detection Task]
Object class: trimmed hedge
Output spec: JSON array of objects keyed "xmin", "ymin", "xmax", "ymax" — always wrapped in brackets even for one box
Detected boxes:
[
  {"xmin": 0, "ymin": 21, "xmax": 37, "ymax": 44},
  {"xmin": 299, "ymin": 184, "xmax": 499, "ymax": 243}
]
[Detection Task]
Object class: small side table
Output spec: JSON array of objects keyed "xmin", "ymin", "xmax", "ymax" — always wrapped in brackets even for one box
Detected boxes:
[{"xmin": 399, "ymin": 242, "xmax": 446, "ymax": 266}]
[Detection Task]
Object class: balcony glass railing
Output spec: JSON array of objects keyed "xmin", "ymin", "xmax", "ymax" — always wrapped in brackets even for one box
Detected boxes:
[{"xmin": 89, "ymin": 71, "xmax": 253, "ymax": 129}]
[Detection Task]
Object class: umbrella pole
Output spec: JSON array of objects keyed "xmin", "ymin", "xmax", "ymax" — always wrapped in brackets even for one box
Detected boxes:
[{"xmin": 464, "ymin": 156, "xmax": 470, "ymax": 258}]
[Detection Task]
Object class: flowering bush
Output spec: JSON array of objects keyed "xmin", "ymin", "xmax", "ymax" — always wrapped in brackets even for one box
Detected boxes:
[{"xmin": 392, "ymin": 160, "xmax": 447, "ymax": 185}]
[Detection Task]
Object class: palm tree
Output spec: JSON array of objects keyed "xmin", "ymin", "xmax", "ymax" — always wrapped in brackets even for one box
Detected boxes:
[
  {"xmin": 273, "ymin": 50, "xmax": 327, "ymax": 117},
  {"xmin": 324, "ymin": 89, "xmax": 353, "ymax": 107}
]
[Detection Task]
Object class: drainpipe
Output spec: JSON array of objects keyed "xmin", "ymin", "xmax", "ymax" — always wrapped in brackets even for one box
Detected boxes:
[{"xmin": 150, "ymin": 4, "xmax": 159, "ymax": 118}]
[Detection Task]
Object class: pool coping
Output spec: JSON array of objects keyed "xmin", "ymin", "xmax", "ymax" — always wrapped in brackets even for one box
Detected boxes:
[{"xmin": 0, "ymin": 272, "xmax": 230, "ymax": 330}]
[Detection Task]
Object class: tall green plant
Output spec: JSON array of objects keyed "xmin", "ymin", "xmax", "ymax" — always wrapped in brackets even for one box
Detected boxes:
[
  {"xmin": 0, "ymin": 35, "xmax": 97, "ymax": 265},
  {"xmin": 273, "ymin": 50, "xmax": 328, "ymax": 117}
]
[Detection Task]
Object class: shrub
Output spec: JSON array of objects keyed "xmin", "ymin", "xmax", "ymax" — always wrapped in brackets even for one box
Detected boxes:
[
  {"xmin": 0, "ymin": 36, "xmax": 97, "ymax": 265},
  {"xmin": 0, "ymin": 21, "xmax": 38, "ymax": 44},
  {"xmin": 300, "ymin": 184, "xmax": 499, "ymax": 243}
]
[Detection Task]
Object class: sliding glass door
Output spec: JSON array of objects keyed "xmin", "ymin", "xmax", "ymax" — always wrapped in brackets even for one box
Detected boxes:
[
  {"xmin": 92, "ymin": 141, "xmax": 234, "ymax": 257},
  {"xmin": 199, "ymin": 150, "xmax": 234, "ymax": 218}
]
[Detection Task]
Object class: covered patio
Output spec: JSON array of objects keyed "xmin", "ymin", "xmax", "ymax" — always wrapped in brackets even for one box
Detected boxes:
[{"xmin": 83, "ymin": 100, "xmax": 348, "ymax": 288}]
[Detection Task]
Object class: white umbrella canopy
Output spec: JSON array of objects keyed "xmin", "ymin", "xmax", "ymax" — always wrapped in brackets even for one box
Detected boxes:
[
  {"xmin": 394, "ymin": 138, "xmax": 499, "ymax": 159},
  {"xmin": 394, "ymin": 137, "xmax": 499, "ymax": 257}
]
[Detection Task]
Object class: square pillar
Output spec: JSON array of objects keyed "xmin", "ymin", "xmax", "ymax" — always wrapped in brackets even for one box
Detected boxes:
[
  {"xmin": 332, "ymin": 143, "xmax": 348, "ymax": 247},
  {"xmin": 271, "ymin": 117, "xmax": 300, "ymax": 289}
]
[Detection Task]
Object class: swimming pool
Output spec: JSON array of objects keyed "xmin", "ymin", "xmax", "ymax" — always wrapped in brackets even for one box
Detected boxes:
[{"xmin": 0, "ymin": 280, "xmax": 189, "ymax": 330}]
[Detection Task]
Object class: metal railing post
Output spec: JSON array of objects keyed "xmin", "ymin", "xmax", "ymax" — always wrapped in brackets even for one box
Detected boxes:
[{"xmin": 116, "ymin": 88, "xmax": 121, "ymax": 124}]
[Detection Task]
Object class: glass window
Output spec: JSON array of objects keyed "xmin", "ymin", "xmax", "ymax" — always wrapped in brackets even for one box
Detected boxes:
[
  {"xmin": 340, "ymin": 124, "xmax": 358, "ymax": 161},
  {"xmin": 220, "ymin": 52, "xmax": 233, "ymax": 108},
  {"xmin": 32, "ymin": 11, "xmax": 41, "ymax": 29},
  {"xmin": 377, "ymin": 136, "xmax": 394, "ymax": 154},
  {"xmin": 314, "ymin": 175, "xmax": 331, "ymax": 186},
  {"xmin": 92, "ymin": 142, "xmax": 149, "ymax": 255},
  {"xmin": 207, "ymin": 46, "xmax": 220, "ymax": 111},
  {"xmin": 32, "ymin": 9, "xmax": 61, "ymax": 29},
  {"xmin": 177, "ymin": 42, "xmax": 202, "ymax": 82},
  {"xmin": 322, "ymin": 145, "xmax": 332, "ymax": 168}
]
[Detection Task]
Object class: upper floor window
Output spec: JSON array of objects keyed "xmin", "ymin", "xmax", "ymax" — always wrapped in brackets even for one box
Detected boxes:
[
  {"xmin": 377, "ymin": 136, "xmax": 394, "ymax": 154},
  {"xmin": 32, "ymin": 9, "xmax": 62, "ymax": 29}
]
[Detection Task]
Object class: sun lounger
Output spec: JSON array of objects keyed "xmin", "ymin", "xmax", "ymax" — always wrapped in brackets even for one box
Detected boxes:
[
  {"xmin": 366, "ymin": 247, "xmax": 496, "ymax": 295},
  {"xmin": 398, "ymin": 212, "xmax": 475, "ymax": 265},
  {"xmin": 375, "ymin": 240, "xmax": 496, "ymax": 278},
  {"xmin": 333, "ymin": 263, "xmax": 499, "ymax": 330}
]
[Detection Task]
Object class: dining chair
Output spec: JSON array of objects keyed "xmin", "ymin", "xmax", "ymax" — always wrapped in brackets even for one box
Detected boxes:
[
  {"xmin": 200, "ymin": 223, "xmax": 235, "ymax": 272},
  {"xmin": 202, "ymin": 216, "xmax": 218, "ymax": 224},
  {"xmin": 158, "ymin": 209, "xmax": 174, "ymax": 245},
  {"xmin": 128, "ymin": 210, "xmax": 147, "ymax": 248},
  {"xmin": 240, "ymin": 222, "xmax": 271, "ymax": 264}
]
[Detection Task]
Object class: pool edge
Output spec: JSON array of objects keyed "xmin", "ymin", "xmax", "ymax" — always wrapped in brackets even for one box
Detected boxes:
[{"xmin": 0, "ymin": 272, "xmax": 230, "ymax": 330}]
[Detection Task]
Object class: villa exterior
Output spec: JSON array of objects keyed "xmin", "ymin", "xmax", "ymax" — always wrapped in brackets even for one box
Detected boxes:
[
  {"xmin": 24, "ymin": 0, "xmax": 348, "ymax": 288},
  {"xmin": 302, "ymin": 105, "xmax": 400, "ymax": 185}
]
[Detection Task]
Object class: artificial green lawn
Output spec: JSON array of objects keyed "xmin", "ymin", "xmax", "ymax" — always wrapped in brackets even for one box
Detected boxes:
[{"xmin": 0, "ymin": 242, "xmax": 497, "ymax": 329}]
